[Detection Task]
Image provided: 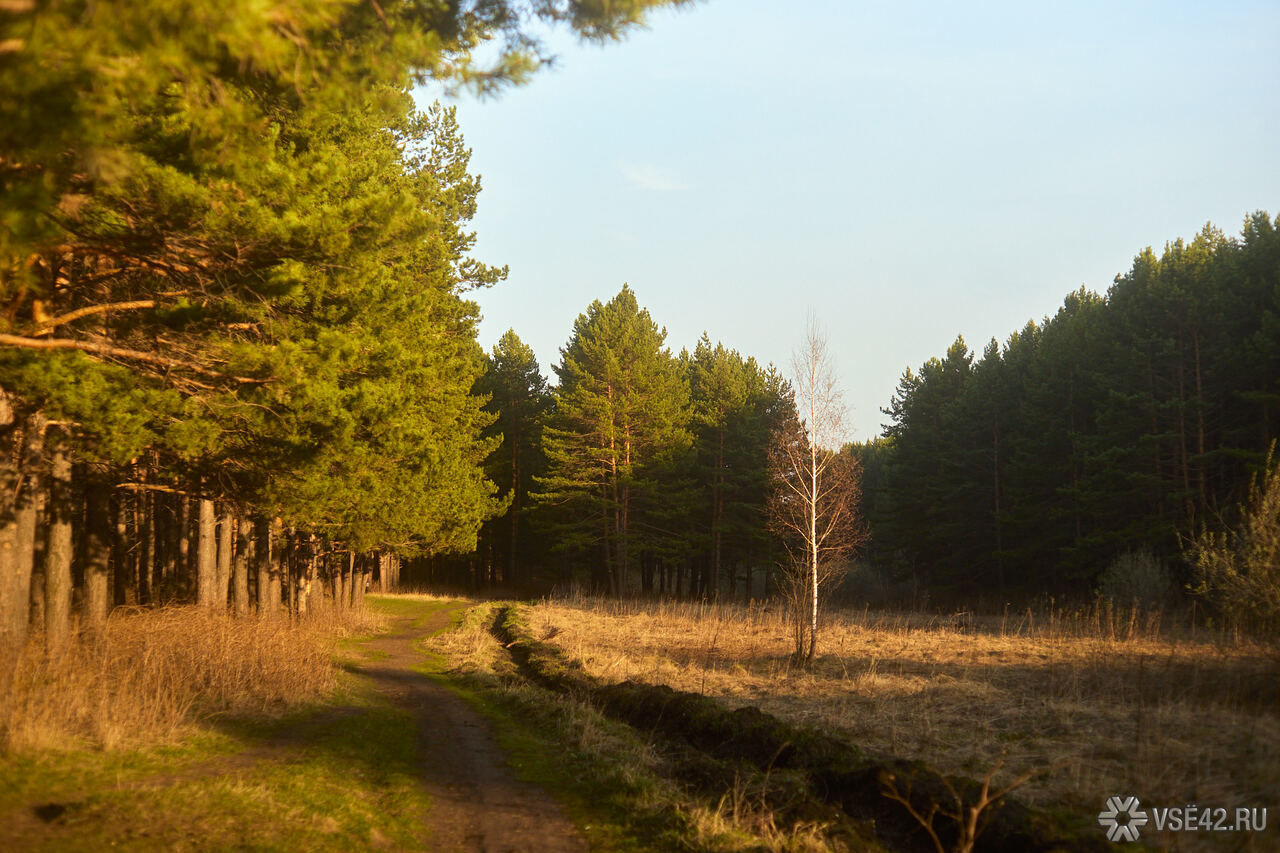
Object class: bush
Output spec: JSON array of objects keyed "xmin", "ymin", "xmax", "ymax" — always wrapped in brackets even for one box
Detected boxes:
[
  {"xmin": 1096, "ymin": 549, "xmax": 1178, "ymax": 611},
  {"xmin": 1189, "ymin": 449, "xmax": 1280, "ymax": 638}
]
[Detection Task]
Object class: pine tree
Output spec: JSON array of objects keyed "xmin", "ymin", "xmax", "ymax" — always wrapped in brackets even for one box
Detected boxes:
[
  {"xmin": 474, "ymin": 330, "xmax": 552, "ymax": 586},
  {"xmin": 538, "ymin": 286, "xmax": 690, "ymax": 594}
]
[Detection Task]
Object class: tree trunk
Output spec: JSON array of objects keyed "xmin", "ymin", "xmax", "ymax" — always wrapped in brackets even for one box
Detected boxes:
[
  {"xmin": 112, "ymin": 492, "xmax": 130, "ymax": 606},
  {"xmin": 255, "ymin": 517, "xmax": 274, "ymax": 616},
  {"xmin": 714, "ymin": 427, "xmax": 726, "ymax": 595},
  {"xmin": 0, "ymin": 408, "xmax": 41, "ymax": 645},
  {"xmin": 81, "ymin": 471, "xmax": 113, "ymax": 634},
  {"xmin": 1193, "ymin": 330, "xmax": 1208, "ymax": 516},
  {"xmin": 335, "ymin": 554, "xmax": 348, "ymax": 613},
  {"xmin": 353, "ymin": 553, "xmax": 366, "ymax": 610},
  {"xmin": 178, "ymin": 495, "xmax": 192, "ymax": 600},
  {"xmin": 137, "ymin": 479, "xmax": 153, "ymax": 605},
  {"xmin": 509, "ymin": 429, "xmax": 520, "ymax": 587},
  {"xmin": 27, "ymin": 442, "xmax": 46, "ymax": 632},
  {"xmin": 233, "ymin": 516, "xmax": 251, "ymax": 615},
  {"xmin": 0, "ymin": 405, "xmax": 23, "ymax": 645},
  {"xmin": 159, "ymin": 494, "xmax": 176, "ymax": 602},
  {"xmin": 196, "ymin": 498, "xmax": 217, "ymax": 607},
  {"xmin": 215, "ymin": 511, "xmax": 233, "ymax": 609},
  {"xmin": 14, "ymin": 474, "xmax": 38, "ymax": 641},
  {"xmin": 807, "ymin": 436, "xmax": 819, "ymax": 663},
  {"xmin": 44, "ymin": 426, "xmax": 74, "ymax": 654},
  {"xmin": 307, "ymin": 550, "xmax": 319, "ymax": 614}
]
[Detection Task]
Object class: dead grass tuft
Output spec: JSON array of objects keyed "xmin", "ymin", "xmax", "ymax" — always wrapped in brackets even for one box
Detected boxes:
[{"xmin": 0, "ymin": 605, "xmax": 384, "ymax": 754}]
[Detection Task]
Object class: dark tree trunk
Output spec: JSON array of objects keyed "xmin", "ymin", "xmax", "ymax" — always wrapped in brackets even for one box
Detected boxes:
[
  {"xmin": 44, "ymin": 426, "xmax": 74, "ymax": 654},
  {"xmin": 0, "ymin": 407, "xmax": 41, "ymax": 645},
  {"xmin": 112, "ymin": 492, "xmax": 130, "ymax": 606},
  {"xmin": 137, "ymin": 480, "xmax": 153, "ymax": 605},
  {"xmin": 81, "ymin": 470, "xmax": 113, "ymax": 634},
  {"xmin": 178, "ymin": 495, "xmax": 192, "ymax": 600},
  {"xmin": 255, "ymin": 517, "xmax": 275, "ymax": 616}
]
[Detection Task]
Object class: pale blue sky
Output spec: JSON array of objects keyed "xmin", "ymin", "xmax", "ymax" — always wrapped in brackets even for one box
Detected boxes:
[{"xmin": 420, "ymin": 0, "xmax": 1279, "ymax": 438}]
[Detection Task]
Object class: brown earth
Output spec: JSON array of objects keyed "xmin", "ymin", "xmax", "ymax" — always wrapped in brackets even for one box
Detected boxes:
[{"xmin": 355, "ymin": 605, "xmax": 588, "ymax": 853}]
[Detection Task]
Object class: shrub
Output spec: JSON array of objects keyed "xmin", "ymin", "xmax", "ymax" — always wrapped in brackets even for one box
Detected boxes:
[
  {"xmin": 1189, "ymin": 449, "xmax": 1280, "ymax": 638},
  {"xmin": 1096, "ymin": 549, "xmax": 1178, "ymax": 611}
]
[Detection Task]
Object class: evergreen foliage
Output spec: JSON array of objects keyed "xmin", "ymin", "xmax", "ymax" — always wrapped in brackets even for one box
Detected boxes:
[
  {"xmin": 0, "ymin": 0, "xmax": 693, "ymax": 639},
  {"xmin": 874, "ymin": 214, "xmax": 1280, "ymax": 606},
  {"xmin": 536, "ymin": 285, "xmax": 691, "ymax": 595},
  {"xmin": 684, "ymin": 336, "xmax": 790, "ymax": 598},
  {"xmin": 473, "ymin": 329, "xmax": 553, "ymax": 585}
]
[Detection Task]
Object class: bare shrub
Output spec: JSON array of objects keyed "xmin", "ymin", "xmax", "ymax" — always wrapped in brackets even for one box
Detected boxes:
[{"xmin": 1096, "ymin": 549, "xmax": 1178, "ymax": 611}]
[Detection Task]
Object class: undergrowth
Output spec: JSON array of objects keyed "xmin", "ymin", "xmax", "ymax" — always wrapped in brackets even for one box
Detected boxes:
[{"xmin": 0, "ymin": 605, "xmax": 384, "ymax": 753}]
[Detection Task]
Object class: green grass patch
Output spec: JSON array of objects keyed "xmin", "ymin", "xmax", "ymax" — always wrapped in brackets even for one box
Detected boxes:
[
  {"xmin": 366, "ymin": 594, "xmax": 462, "ymax": 630},
  {"xmin": 0, "ymin": 695, "xmax": 436, "ymax": 852}
]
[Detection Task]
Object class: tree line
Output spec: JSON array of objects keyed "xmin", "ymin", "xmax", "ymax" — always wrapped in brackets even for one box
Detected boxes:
[
  {"xmin": 859, "ymin": 213, "xmax": 1280, "ymax": 610},
  {"xmin": 0, "ymin": 0, "xmax": 689, "ymax": 650},
  {"xmin": 426, "ymin": 286, "xmax": 805, "ymax": 600}
]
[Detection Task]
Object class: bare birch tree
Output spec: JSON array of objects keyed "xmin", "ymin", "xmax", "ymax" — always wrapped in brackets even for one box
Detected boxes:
[{"xmin": 768, "ymin": 317, "xmax": 864, "ymax": 664}]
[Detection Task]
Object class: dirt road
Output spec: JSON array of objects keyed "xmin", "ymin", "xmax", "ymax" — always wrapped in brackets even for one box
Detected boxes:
[{"xmin": 353, "ymin": 606, "xmax": 587, "ymax": 853}]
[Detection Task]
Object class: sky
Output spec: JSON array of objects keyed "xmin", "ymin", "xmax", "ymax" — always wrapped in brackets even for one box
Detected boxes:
[{"xmin": 417, "ymin": 0, "xmax": 1280, "ymax": 439}]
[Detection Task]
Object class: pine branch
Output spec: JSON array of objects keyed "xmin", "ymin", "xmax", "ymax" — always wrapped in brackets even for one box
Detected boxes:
[
  {"xmin": 0, "ymin": 333, "xmax": 262, "ymax": 383},
  {"xmin": 31, "ymin": 300, "xmax": 157, "ymax": 334}
]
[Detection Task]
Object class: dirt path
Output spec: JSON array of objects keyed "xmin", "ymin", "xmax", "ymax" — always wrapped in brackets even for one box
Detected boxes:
[{"xmin": 353, "ymin": 606, "xmax": 587, "ymax": 853}]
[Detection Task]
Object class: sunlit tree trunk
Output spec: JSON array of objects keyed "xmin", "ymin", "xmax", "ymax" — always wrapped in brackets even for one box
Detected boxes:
[
  {"xmin": 215, "ymin": 510, "xmax": 233, "ymax": 609},
  {"xmin": 233, "ymin": 516, "xmax": 251, "ymax": 615},
  {"xmin": 352, "ymin": 553, "xmax": 366, "ymax": 609},
  {"xmin": 196, "ymin": 498, "xmax": 217, "ymax": 607}
]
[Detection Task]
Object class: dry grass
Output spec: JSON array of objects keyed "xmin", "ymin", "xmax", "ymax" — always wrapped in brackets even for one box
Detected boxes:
[
  {"xmin": 526, "ymin": 594, "xmax": 1280, "ymax": 821},
  {"xmin": 0, "ymin": 605, "xmax": 385, "ymax": 754}
]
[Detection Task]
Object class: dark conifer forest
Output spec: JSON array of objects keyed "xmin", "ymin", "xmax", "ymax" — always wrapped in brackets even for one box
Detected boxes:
[{"xmin": 859, "ymin": 217, "xmax": 1280, "ymax": 610}]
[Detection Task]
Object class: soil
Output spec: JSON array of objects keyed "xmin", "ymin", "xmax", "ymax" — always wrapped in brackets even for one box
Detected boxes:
[{"xmin": 354, "ymin": 606, "xmax": 587, "ymax": 853}]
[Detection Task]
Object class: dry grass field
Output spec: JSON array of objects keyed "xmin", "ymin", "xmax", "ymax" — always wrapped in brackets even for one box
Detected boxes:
[{"xmin": 525, "ymin": 594, "xmax": 1279, "ymax": 829}]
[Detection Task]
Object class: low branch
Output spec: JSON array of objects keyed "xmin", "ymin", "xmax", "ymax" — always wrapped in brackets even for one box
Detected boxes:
[
  {"xmin": 0, "ymin": 333, "xmax": 262, "ymax": 383},
  {"xmin": 116, "ymin": 483, "xmax": 198, "ymax": 496},
  {"xmin": 32, "ymin": 299, "xmax": 157, "ymax": 334}
]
